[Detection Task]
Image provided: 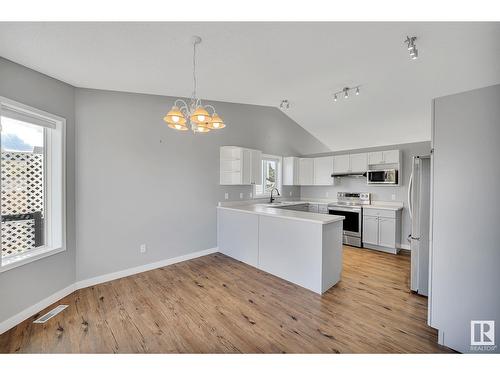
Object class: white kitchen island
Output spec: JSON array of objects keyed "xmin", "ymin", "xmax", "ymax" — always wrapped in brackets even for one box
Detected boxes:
[{"xmin": 217, "ymin": 203, "xmax": 345, "ymax": 294}]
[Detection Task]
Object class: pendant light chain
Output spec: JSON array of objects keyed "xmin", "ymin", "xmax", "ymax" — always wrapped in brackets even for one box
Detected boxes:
[
  {"xmin": 192, "ymin": 39, "xmax": 197, "ymax": 103},
  {"xmin": 163, "ymin": 35, "xmax": 226, "ymax": 133}
]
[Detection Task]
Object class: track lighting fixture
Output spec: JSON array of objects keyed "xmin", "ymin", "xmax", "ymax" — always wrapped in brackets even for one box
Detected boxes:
[
  {"xmin": 404, "ymin": 36, "xmax": 418, "ymax": 60},
  {"xmin": 332, "ymin": 86, "xmax": 361, "ymax": 103},
  {"xmin": 280, "ymin": 99, "xmax": 290, "ymax": 110}
]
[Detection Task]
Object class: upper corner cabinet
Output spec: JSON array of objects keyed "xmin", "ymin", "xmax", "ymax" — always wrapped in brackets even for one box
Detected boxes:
[
  {"xmin": 220, "ymin": 146, "xmax": 262, "ymax": 185},
  {"xmin": 283, "ymin": 157, "xmax": 300, "ymax": 185}
]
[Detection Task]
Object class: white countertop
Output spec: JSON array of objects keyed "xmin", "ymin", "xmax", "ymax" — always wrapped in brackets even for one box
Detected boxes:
[
  {"xmin": 217, "ymin": 203, "xmax": 344, "ymax": 225},
  {"xmin": 364, "ymin": 202, "xmax": 404, "ymax": 211}
]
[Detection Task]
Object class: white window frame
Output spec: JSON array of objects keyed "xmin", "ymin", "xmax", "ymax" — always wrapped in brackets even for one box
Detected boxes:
[
  {"xmin": 0, "ymin": 96, "xmax": 66, "ymax": 273},
  {"xmin": 254, "ymin": 154, "xmax": 282, "ymax": 198}
]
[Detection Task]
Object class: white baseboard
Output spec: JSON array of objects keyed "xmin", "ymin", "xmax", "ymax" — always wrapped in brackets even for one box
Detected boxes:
[
  {"xmin": 0, "ymin": 284, "xmax": 76, "ymax": 335},
  {"xmin": 0, "ymin": 247, "xmax": 218, "ymax": 335},
  {"xmin": 399, "ymin": 243, "xmax": 411, "ymax": 251},
  {"xmin": 75, "ymin": 247, "xmax": 218, "ymax": 289}
]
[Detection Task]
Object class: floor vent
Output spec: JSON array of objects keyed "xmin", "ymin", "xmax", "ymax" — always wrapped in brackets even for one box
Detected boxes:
[{"xmin": 33, "ymin": 305, "xmax": 68, "ymax": 324}]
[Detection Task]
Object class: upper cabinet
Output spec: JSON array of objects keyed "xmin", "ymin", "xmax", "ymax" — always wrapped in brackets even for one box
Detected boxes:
[
  {"xmin": 368, "ymin": 150, "xmax": 400, "ymax": 166},
  {"xmin": 313, "ymin": 156, "xmax": 334, "ymax": 186},
  {"xmin": 349, "ymin": 153, "xmax": 368, "ymax": 173},
  {"xmin": 298, "ymin": 158, "xmax": 314, "ymax": 185},
  {"xmin": 333, "ymin": 155, "xmax": 350, "ymax": 174},
  {"xmin": 333, "ymin": 153, "xmax": 367, "ymax": 174},
  {"xmin": 283, "ymin": 157, "xmax": 300, "ymax": 186},
  {"xmin": 220, "ymin": 146, "xmax": 262, "ymax": 185}
]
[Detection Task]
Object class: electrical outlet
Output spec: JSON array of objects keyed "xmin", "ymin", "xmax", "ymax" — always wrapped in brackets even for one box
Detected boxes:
[
  {"xmin": 391, "ymin": 194, "xmax": 396, "ymax": 201},
  {"xmin": 249, "ymin": 192, "xmax": 253, "ymax": 198},
  {"xmin": 239, "ymin": 192, "xmax": 243, "ymax": 199},
  {"xmin": 224, "ymin": 192, "xmax": 229, "ymax": 200},
  {"xmin": 289, "ymin": 191, "xmax": 292, "ymax": 196},
  {"xmin": 140, "ymin": 244, "xmax": 147, "ymax": 253},
  {"xmin": 325, "ymin": 191, "xmax": 329, "ymax": 198}
]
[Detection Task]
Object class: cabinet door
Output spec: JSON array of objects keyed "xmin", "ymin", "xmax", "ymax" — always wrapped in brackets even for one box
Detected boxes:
[
  {"xmin": 378, "ymin": 218, "xmax": 396, "ymax": 248},
  {"xmin": 299, "ymin": 158, "xmax": 314, "ymax": 185},
  {"xmin": 383, "ymin": 150, "xmax": 400, "ymax": 164},
  {"xmin": 283, "ymin": 157, "xmax": 299, "ymax": 185},
  {"xmin": 333, "ymin": 154, "xmax": 350, "ymax": 174},
  {"xmin": 313, "ymin": 156, "xmax": 334, "ymax": 185},
  {"xmin": 363, "ymin": 216, "xmax": 379, "ymax": 245},
  {"xmin": 368, "ymin": 151, "xmax": 384, "ymax": 165},
  {"xmin": 241, "ymin": 149, "xmax": 252, "ymax": 184},
  {"xmin": 250, "ymin": 149, "xmax": 262, "ymax": 185},
  {"xmin": 350, "ymin": 153, "xmax": 367, "ymax": 173}
]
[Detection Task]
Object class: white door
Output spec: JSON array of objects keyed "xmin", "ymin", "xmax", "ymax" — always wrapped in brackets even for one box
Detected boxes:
[
  {"xmin": 313, "ymin": 156, "xmax": 334, "ymax": 185},
  {"xmin": 350, "ymin": 153, "xmax": 367, "ymax": 173},
  {"xmin": 241, "ymin": 149, "xmax": 252, "ymax": 184},
  {"xmin": 378, "ymin": 218, "xmax": 396, "ymax": 248},
  {"xmin": 333, "ymin": 155, "xmax": 350, "ymax": 174},
  {"xmin": 250, "ymin": 149, "xmax": 262, "ymax": 185},
  {"xmin": 283, "ymin": 157, "xmax": 299, "ymax": 185},
  {"xmin": 362, "ymin": 216, "xmax": 379, "ymax": 245},
  {"xmin": 368, "ymin": 151, "xmax": 384, "ymax": 165},
  {"xmin": 299, "ymin": 158, "xmax": 314, "ymax": 185}
]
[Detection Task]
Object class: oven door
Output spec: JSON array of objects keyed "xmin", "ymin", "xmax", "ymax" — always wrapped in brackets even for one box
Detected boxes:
[{"xmin": 328, "ymin": 207, "xmax": 361, "ymax": 237}]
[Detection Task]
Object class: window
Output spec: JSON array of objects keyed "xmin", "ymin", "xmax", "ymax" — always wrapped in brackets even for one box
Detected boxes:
[
  {"xmin": 0, "ymin": 97, "xmax": 65, "ymax": 272},
  {"xmin": 254, "ymin": 154, "xmax": 282, "ymax": 197}
]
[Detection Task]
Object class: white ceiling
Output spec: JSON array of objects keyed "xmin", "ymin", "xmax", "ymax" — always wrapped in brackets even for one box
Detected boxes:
[{"xmin": 1, "ymin": 22, "xmax": 499, "ymax": 151}]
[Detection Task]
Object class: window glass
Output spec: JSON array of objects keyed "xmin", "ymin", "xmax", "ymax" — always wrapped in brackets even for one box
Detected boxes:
[
  {"xmin": 255, "ymin": 156, "xmax": 281, "ymax": 197},
  {"xmin": 1, "ymin": 116, "xmax": 46, "ymax": 260}
]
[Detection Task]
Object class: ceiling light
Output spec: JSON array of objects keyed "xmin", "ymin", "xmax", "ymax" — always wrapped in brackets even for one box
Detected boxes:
[
  {"xmin": 332, "ymin": 86, "xmax": 361, "ymax": 103},
  {"xmin": 163, "ymin": 36, "xmax": 226, "ymax": 134},
  {"xmin": 280, "ymin": 99, "xmax": 290, "ymax": 110},
  {"xmin": 404, "ymin": 36, "xmax": 419, "ymax": 60}
]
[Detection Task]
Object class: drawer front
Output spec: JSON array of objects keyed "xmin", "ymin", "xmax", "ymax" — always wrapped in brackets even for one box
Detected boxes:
[{"xmin": 363, "ymin": 208, "xmax": 396, "ymax": 218}]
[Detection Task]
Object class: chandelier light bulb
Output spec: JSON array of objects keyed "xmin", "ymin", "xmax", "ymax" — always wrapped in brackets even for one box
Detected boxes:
[
  {"xmin": 197, "ymin": 115, "xmax": 205, "ymax": 122},
  {"xmin": 212, "ymin": 122, "xmax": 220, "ymax": 129},
  {"xmin": 171, "ymin": 115, "xmax": 180, "ymax": 123},
  {"xmin": 344, "ymin": 90, "xmax": 349, "ymax": 99}
]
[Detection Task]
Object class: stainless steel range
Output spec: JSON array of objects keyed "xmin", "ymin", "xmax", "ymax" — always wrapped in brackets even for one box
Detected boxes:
[{"xmin": 328, "ymin": 192, "xmax": 371, "ymax": 247}]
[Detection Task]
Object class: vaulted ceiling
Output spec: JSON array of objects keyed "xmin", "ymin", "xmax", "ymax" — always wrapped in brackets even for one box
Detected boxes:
[{"xmin": 1, "ymin": 22, "xmax": 499, "ymax": 151}]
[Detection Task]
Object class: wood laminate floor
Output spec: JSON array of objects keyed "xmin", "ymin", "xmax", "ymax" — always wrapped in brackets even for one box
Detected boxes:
[{"xmin": 0, "ymin": 246, "xmax": 452, "ymax": 353}]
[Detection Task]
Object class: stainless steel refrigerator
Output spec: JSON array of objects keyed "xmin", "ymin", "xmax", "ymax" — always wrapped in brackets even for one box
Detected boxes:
[{"xmin": 408, "ymin": 155, "xmax": 431, "ymax": 296}]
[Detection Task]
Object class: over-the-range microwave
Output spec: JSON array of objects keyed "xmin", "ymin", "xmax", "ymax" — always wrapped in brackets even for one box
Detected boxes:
[{"xmin": 367, "ymin": 169, "xmax": 398, "ymax": 185}]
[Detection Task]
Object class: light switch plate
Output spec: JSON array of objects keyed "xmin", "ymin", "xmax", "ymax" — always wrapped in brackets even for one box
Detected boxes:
[
  {"xmin": 224, "ymin": 192, "xmax": 229, "ymax": 200},
  {"xmin": 391, "ymin": 194, "xmax": 396, "ymax": 201},
  {"xmin": 239, "ymin": 193, "xmax": 243, "ymax": 199},
  {"xmin": 140, "ymin": 244, "xmax": 147, "ymax": 253}
]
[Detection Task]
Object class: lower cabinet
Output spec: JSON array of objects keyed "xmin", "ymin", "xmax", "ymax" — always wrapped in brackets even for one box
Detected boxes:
[
  {"xmin": 362, "ymin": 215, "xmax": 379, "ymax": 245},
  {"xmin": 362, "ymin": 208, "xmax": 402, "ymax": 254}
]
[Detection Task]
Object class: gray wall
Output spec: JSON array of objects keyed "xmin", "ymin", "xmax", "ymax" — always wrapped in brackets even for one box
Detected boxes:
[
  {"xmin": 75, "ymin": 88, "xmax": 328, "ymax": 280},
  {"xmin": 0, "ymin": 57, "xmax": 76, "ymax": 322},
  {"xmin": 431, "ymin": 84, "xmax": 500, "ymax": 353},
  {"xmin": 300, "ymin": 141, "xmax": 432, "ymax": 247}
]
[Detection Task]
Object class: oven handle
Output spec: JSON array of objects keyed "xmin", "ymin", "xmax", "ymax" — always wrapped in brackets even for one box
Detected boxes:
[{"xmin": 328, "ymin": 207, "xmax": 361, "ymax": 213}]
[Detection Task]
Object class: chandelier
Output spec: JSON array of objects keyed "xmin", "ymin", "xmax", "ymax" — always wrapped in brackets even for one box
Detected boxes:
[{"xmin": 163, "ymin": 36, "xmax": 226, "ymax": 133}]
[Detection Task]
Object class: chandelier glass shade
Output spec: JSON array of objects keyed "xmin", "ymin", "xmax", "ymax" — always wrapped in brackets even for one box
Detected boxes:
[{"xmin": 163, "ymin": 36, "xmax": 226, "ymax": 134}]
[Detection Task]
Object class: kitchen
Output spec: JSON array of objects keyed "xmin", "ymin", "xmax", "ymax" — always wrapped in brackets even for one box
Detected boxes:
[{"xmin": 217, "ymin": 142, "xmax": 429, "ymax": 296}]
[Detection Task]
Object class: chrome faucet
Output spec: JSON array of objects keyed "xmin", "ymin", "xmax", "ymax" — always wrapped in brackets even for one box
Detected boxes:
[{"xmin": 269, "ymin": 188, "xmax": 281, "ymax": 203}]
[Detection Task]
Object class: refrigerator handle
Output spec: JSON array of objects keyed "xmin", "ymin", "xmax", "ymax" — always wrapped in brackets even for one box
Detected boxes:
[{"xmin": 408, "ymin": 170, "xmax": 413, "ymax": 220}]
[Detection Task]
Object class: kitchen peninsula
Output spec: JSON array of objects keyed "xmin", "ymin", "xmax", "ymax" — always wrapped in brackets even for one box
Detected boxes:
[{"xmin": 217, "ymin": 202, "xmax": 345, "ymax": 294}]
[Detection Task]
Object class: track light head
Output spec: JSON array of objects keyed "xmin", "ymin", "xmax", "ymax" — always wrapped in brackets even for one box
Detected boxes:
[
  {"xmin": 334, "ymin": 94, "xmax": 338, "ymax": 102},
  {"xmin": 280, "ymin": 99, "xmax": 290, "ymax": 110},
  {"xmin": 404, "ymin": 36, "xmax": 419, "ymax": 60}
]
